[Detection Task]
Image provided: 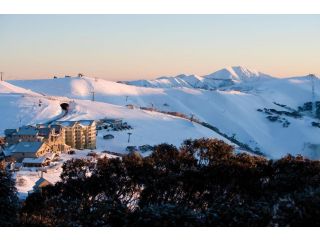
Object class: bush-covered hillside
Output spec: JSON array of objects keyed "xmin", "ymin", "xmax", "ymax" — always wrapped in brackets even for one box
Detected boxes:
[{"xmin": 2, "ymin": 138, "xmax": 320, "ymax": 226}]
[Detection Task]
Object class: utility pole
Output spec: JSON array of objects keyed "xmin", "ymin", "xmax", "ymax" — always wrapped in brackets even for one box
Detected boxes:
[
  {"xmin": 190, "ymin": 114, "xmax": 194, "ymax": 122},
  {"xmin": 91, "ymin": 90, "xmax": 95, "ymax": 101},
  {"xmin": 0, "ymin": 72, "xmax": 3, "ymax": 81},
  {"xmin": 127, "ymin": 132, "xmax": 132, "ymax": 143}
]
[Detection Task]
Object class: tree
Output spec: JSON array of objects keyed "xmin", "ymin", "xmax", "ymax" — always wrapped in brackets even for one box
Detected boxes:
[
  {"xmin": 0, "ymin": 167, "xmax": 19, "ymax": 226},
  {"xmin": 19, "ymin": 139, "xmax": 320, "ymax": 226}
]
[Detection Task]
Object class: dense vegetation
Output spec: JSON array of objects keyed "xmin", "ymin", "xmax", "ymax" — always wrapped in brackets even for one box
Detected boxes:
[
  {"xmin": 0, "ymin": 162, "xmax": 19, "ymax": 226},
  {"xmin": 2, "ymin": 138, "xmax": 320, "ymax": 226}
]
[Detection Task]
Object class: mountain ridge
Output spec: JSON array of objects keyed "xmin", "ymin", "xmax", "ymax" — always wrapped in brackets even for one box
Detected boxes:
[{"xmin": 120, "ymin": 66, "xmax": 318, "ymax": 90}]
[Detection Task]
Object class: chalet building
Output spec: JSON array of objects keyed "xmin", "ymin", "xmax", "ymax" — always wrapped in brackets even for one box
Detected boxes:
[
  {"xmin": 7, "ymin": 141, "xmax": 51, "ymax": 162},
  {"xmin": 5, "ymin": 125, "xmax": 70, "ymax": 153},
  {"xmin": 32, "ymin": 177, "xmax": 53, "ymax": 193},
  {"xmin": 38, "ymin": 124, "xmax": 70, "ymax": 152},
  {"xmin": 22, "ymin": 153, "xmax": 56, "ymax": 168},
  {"xmin": 54, "ymin": 120, "xmax": 96, "ymax": 150},
  {"xmin": 102, "ymin": 118, "xmax": 123, "ymax": 129},
  {"xmin": 5, "ymin": 126, "xmax": 43, "ymax": 145}
]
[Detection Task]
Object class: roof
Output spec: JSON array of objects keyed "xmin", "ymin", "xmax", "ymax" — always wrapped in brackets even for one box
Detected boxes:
[
  {"xmin": 11, "ymin": 141, "xmax": 44, "ymax": 153},
  {"xmin": 17, "ymin": 126, "xmax": 39, "ymax": 136},
  {"xmin": 4, "ymin": 129, "xmax": 17, "ymax": 136},
  {"xmin": 54, "ymin": 121, "xmax": 77, "ymax": 127},
  {"xmin": 78, "ymin": 120, "xmax": 96, "ymax": 126},
  {"xmin": 2, "ymin": 148, "xmax": 12, "ymax": 157},
  {"xmin": 22, "ymin": 157, "xmax": 46, "ymax": 164},
  {"xmin": 103, "ymin": 118, "xmax": 123, "ymax": 123},
  {"xmin": 36, "ymin": 123, "xmax": 49, "ymax": 128},
  {"xmin": 34, "ymin": 177, "xmax": 53, "ymax": 189},
  {"xmin": 38, "ymin": 128, "xmax": 51, "ymax": 137},
  {"xmin": 22, "ymin": 153, "xmax": 55, "ymax": 165}
]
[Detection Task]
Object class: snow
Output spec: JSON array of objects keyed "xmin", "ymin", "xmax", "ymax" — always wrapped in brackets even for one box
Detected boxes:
[
  {"xmin": 61, "ymin": 99, "xmax": 231, "ymax": 153},
  {"xmin": 5, "ymin": 69, "xmax": 320, "ymax": 160},
  {"xmin": 2, "ymin": 66, "xmax": 320, "ymax": 198},
  {"xmin": 124, "ymin": 66, "xmax": 277, "ymax": 89},
  {"xmin": 0, "ymin": 94, "xmax": 62, "ymax": 134},
  {"xmin": 204, "ymin": 66, "xmax": 275, "ymax": 83},
  {"xmin": 14, "ymin": 151, "xmax": 117, "ymax": 199},
  {"xmin": 15, "ymin": 164, "xmax": 62, "ymax": 199}
]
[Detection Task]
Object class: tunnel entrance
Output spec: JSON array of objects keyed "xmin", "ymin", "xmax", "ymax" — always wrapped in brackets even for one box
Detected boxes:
[{"xmin": 60, "ymin": 103, "xmax": 69, "ymax": 111}]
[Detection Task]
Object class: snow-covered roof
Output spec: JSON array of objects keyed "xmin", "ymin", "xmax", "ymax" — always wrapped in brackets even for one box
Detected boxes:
[
  {"xmin": 17, "ymin": 126, "xmax": 39, "ymax": 136},
  {"xmin": 33, "ymin": 177, "xmax": 53, "ymax": 189},
  {"xmin": 4, "ymin": 128, "xmax": 17, "ymax": 136},
  {"xmin": 12, "ymin": 141, "xmax": 44, "ymax": 153},
  {"xmin": 54, "ymin": 121, "xmax": 77, "ymax": 127},
  {"xmin": 78, "ymin": 120, "xmax": 95, "ymax": 126},
  {"xmin": 22, "ymin": 157, "xmax": 45, "ymax": 164},
  {"xmin": 38, "ymin": 128, "xmax": 51, "ymax": 137},
  {"xmin": 103, "ymin": 118, "xmax": 123, "ymax": 123}
]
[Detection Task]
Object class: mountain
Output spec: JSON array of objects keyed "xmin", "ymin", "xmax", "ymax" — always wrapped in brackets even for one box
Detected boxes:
[
  {"xmin": 120, "ymin": 74, "xmax": 206, "ymax": 89},
  {"xmin": 123, "ymin": 66, "xmax": 278, "ymax": 90},
  {"xmin": 204, "ymin": 66, "xmax": 277, "ymax": 83},
  {"xmin": 6, "ymin": 70, "xmax": 320, "ymax": 160},
  {"xmin": 0, "ymin": 80, "xmax": 40, "ymax": 95},
  {"xmin": 1, "ymin": 78, "xmax": 229, "ymax": 152},
  {"xmin": 284, "ymin": 74, "xmax": 320, "ymax": 81},
  {"xmin": 4, "ymin": 68, "xmax": 320, "ymax": 198}
]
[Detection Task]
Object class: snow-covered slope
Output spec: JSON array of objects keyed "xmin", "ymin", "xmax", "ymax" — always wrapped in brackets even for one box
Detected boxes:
[
  {"xmin": 0, "ymin": 80, "xmax": 41, "ymax": 95},
  {"xmin": 62, "ymin": 99, "xmax": 232, "ymax": 153},
  {"xmin": 120, "ymin": 74, "xmax": 206, "ymax": 89},
  {"xmin": 0, "ymin": 79, "xmax": 231, "ymax": 154},
  {"xmin": 6, "ymin": 66, "xmax": 320, "ymax": 159},
  {"xmin": 0, "ymin": 81, "xmax": 63, "ymax": 133}
]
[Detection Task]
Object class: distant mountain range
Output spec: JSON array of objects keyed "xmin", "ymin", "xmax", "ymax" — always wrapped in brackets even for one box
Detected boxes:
[{"xmin": 119, "ymin": 66, "xmax": 319, "ymax": 90}]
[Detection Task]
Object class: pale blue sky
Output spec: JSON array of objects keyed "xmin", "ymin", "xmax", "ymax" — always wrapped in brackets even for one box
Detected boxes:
[{"xmin": 0, "ymin": 15, "xmax": 319, "ymax": 80}]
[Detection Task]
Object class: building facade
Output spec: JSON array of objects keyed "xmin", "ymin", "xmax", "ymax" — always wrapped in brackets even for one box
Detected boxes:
[
  {"xmin": 9, "ymin": 141, "xmax": 51, "ymax": 162},
  {"xmin": 54, "ymin": 120, "xmax": 96, "ymax": 150}
]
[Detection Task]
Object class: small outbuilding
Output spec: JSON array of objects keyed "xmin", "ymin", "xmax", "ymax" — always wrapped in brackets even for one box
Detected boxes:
[
  {"xmin": 22, "ymin": 153, "xmax": 56, "ymax": 168},
  {"xmin": 33, "ymin": 177, "xmax": 53, "ymax": 192}
]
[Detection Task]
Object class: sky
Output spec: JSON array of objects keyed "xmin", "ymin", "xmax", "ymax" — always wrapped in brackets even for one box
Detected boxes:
[{"xmin": 0, "ymin": 15, "xmax": 320, "ymax": 81}]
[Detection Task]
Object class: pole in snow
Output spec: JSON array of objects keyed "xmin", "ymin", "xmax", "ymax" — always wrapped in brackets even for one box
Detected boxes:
[
  {"xmin": 91, "ymin": 90, "xmax": 95, "ymax": 101},
  {"xmin": 127, "ymin": 132, "xmax": 132, "ymax": 143}
]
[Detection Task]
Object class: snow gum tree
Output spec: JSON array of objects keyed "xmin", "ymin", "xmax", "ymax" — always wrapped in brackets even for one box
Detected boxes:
[{"xmin": 19, "ymin": 138, "xmax": 320, "ymax": 226}]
